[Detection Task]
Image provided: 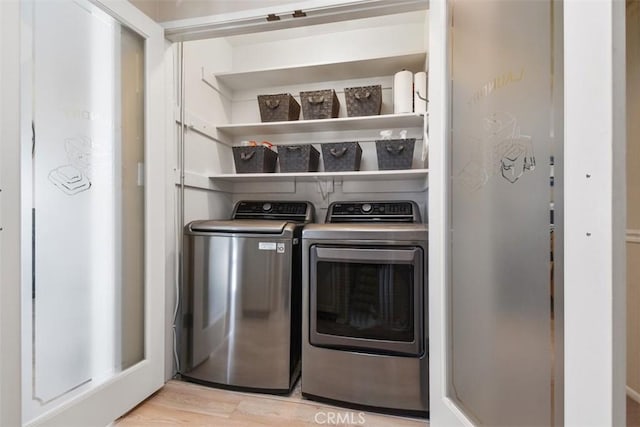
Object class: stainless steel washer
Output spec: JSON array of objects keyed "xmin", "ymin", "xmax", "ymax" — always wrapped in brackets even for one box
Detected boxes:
[
  {"xmin": 181, "ymin": 201, "xmax": 313, "ymax": 394},
  {"xmin": 302, "ymin": 201, "xmax": 428, "ymax": 416}
]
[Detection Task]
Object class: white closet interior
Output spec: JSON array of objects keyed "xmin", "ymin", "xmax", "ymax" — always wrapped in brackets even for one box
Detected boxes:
[{"xmin": 177, "ymin": 9, "xmax": 430, "ymax": 224}]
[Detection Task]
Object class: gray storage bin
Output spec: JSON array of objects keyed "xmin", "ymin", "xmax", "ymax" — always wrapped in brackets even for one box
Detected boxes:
[
  {"xmin": 278, "ymin": 145, "xmax": 320, "ymax": 172},
  {"xmin": 232, "ymin": 146, "xmax": 278, "ymax": 173},
  {"xmin": 375, "ymin": 138, "xmax": 415, "ymax": 170},
  {"xmin": 257, "ymin": 93, "xmax": 300, "ymax": 122},
  {"xmin": 300, "ymin": 89, "xmax": 340, "ymax": 120},
  {"xmin": 321, "ymin": 142, "xmax": 362, "ymax": 171},
  {"xmin": 344, "ymin": 85, "xmax": 382, "ymax": 117}
]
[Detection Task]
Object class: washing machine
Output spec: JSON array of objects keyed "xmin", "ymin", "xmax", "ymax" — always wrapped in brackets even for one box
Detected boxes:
[
  {"xmin": 181, "ymin": 200, "xmax": 314, "ymax": 394},
  {"xmin": 301, "ymin": 201, "xmax": 428, "ymax": 416}
]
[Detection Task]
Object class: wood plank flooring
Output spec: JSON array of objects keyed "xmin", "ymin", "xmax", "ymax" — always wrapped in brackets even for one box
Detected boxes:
[
  {"xmin": 116, "ymin": 380, "xmax": 640, "ymax": 426},
  {"xmin": 630, "ymin": 397, "xmax": 640, "ymax": 427},
  {"xmin": 116, "ymin": 380, "xmax": 427, "ymax": 426}
]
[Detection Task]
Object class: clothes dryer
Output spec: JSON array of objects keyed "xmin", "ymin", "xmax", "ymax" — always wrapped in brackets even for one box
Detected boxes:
[{"xmin": 302, "ymin": 201, "xmax": 428, "ymax": 415}]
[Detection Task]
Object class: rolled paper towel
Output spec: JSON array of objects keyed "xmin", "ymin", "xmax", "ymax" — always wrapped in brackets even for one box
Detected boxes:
[
  {"xmin": 414, "ymin": 71, "xmax": 427, "ymax": 114},
  {"xmin": 393, "ymin": 70, "xmax": 414, "ymax": 114}
]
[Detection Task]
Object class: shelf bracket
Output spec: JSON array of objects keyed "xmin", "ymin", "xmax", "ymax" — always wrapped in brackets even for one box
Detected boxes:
[
  {"xmin": 315, "ymin": 177, "xmax": 334, "ymax": 200},
  {"xmin": 174, "ymin": 107, "xmax": 229, "ymax": 145}
]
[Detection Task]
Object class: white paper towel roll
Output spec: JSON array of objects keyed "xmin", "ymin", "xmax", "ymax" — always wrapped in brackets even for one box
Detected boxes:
[
  {"xmin": 414, "ymin": 71, "xmax": 428, "ymax": 114},
  {"xmin": 393, "ymin": 70, "xmax": 414, "ymax": 114}
]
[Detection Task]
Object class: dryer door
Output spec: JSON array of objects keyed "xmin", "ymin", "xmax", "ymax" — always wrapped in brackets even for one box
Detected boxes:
[{"xmin": 309, "ymin": 245, "xmax": 424, "ymax": 356}]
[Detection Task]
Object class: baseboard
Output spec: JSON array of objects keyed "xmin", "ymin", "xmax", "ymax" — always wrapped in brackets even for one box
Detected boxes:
[
  {"xmin": 627, "ymin": 229, "xmax": 640, "ymax": 243},
  {"xmin": 627, "ymin": 386, "xmax": 640, "ymax": 403}
]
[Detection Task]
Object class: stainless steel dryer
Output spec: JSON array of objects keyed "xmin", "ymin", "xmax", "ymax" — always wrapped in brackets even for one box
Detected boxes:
[
  {"xmin": 302, "ymin": 201, "xmax": 428, "ymax": 416},
  {"xmin": 181, "ymin": 201, "xmax": 313, "ymax": 394}
]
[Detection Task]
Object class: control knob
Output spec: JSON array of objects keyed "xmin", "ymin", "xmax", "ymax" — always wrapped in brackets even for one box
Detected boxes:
[
  {"xmin": 262, "ymin": 202, "xmax": 272, "ymax": 211},
  {"xmin": 361, "ymin": 203, "xmax": 372, "ymax": 213}
]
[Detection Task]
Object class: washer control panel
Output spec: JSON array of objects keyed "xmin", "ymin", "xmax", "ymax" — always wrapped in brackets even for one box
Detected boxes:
[
  {"xmin": 232, "ymin": 201, "xmax": 313, "ymax": 222},
  {"xmin": 326, "ymin": 201, "xmax": 421, "ymax": 223}
]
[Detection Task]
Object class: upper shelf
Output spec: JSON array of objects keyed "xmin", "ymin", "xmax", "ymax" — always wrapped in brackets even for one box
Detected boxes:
[
  {"xmin": 216, "ymin": 113, "xmax": 424, "ymax": 138},
  {"xmin": 214, "ymin": 52, "xmax": 427, "ymax": 91}
]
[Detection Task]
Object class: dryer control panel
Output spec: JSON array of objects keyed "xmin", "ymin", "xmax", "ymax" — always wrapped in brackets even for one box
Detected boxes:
[{"xmin": 325, "ymin": 201, "xmax": 421, "ymax": 223}]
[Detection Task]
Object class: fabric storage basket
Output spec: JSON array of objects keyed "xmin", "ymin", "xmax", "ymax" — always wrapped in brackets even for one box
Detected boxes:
[
  {"xmin": 344, "ymin": 85, "xmax": 382, "ymax": 117},
  {"xmin": 300, "ymin": 89, "xmax": 340, "ymax": 120},
  {"xmin": 321, "ymin": 142, "xmax": 362, "ymax": 171},
  {"xmin": 375, "ymin": 138, "xmax": 416, "ymax": 170},
  {"xmin": 232, "ymin": 146, "xmax": 278, "ymax": 173},
  {"xmin": 278, "ymin": 144, "xmax": 320, "ymax": 172},
  {"xmin": 257, "ymin": 93, "xmax": 300, "ymax": 122}
]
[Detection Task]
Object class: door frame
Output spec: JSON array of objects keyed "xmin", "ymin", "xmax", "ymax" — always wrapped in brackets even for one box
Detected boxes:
[
  {"xmin": 1, "ymin": 0, "xmax": 169, "ymax": 425},
  {"xmin": 563, "ymin": 0, "xmax": 626, "ymax": 425},
  {"xmin": 427, "ymin": 1, "xmax": 474, "ymax": 424},
  {"xmin": 1, "ymin": 1, "xmax": 24, "ymax": 426}
]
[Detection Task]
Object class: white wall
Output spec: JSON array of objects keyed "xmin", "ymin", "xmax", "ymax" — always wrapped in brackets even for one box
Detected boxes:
[
  {"xmin": 230, "ymin": 15, "xmax": 426, "ymax": 71},
  {"xmin": 167, "ymin": 39, "xmax": 237, "ymax": 379}
]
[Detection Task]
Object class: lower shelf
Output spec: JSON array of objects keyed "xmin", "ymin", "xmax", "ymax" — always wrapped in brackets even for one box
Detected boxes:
[
  {"xmin": 206, "ymin": 169, "xmax": 429, "ymax": 194},
  {"xmin": 209, "ymin": 169, "xmax": 429, "ymax": 183}
]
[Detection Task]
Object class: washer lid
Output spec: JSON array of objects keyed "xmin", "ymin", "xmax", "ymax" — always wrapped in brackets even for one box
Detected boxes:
[{"xmin": 187, "ymin": 219, "xmax": 290, "ymax": 234}]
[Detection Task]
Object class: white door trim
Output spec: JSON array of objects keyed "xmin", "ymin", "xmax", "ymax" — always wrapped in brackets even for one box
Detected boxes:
[
  {"xmin": 564, "ymin": 0, "xmax": 626, "ymax": 425},
  {"xmin": 161, "ymin": 0, "xmax": 428, "ymax": 42},
  {"xmin": 427, "ymin": 0, "xmax": 474, "ymax": 425},
  {"xmin": 0, "ymin": 1, "xmax": 24, "ymax": 426}
]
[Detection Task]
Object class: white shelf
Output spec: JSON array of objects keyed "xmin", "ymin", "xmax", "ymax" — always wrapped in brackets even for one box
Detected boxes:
[
  {"xmin": 216, "ymin": 113, "xmax": 424, "ymax": 139},
  {"xmin": 210, "ymin": 168, "xmax": 428, "ymax": 183},
  {"xmin": 209, "ymin": 169, "xmax": 428, "ymax": 193},
  {"xmin": 214, "ymin": 52, "xmax": 427, "ymax": 91}
]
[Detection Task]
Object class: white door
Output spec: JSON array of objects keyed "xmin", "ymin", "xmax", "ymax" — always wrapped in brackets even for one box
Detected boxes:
[
  {"xmin": 1, "ymin": 0, "xmax": 168, "ymax": 426},
  {"xmin": 428, "ymin": 0, "xmax": 626, "ymax": 426}
]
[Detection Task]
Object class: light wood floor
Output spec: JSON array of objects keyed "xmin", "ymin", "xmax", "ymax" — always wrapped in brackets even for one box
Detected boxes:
[
  {"xmin": 630, "ymin": 397, "xmax": 640, "ymax": 427},
  {"xmin": 116, "ymin": 380, "xmax": 427, "ymax": 426},
  {"xmin": 115, "ymin": 380, "xmax": 640, "ymax": 426}
]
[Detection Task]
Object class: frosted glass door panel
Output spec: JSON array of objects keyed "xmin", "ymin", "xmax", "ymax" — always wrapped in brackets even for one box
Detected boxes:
[
  {"xmin": 450, "ymin": 1, "xmax": 560, "ymax": 425},
  {"xmin": 30, "ymin": 0, "xmax": 144, "ymax": 405}
]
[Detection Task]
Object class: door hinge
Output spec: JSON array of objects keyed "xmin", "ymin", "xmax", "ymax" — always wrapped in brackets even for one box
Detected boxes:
[{"xmin": 182, "ymin": 313, "xmax": 193, "ymax": 328}]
